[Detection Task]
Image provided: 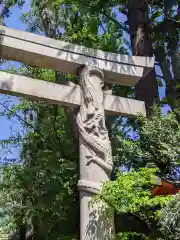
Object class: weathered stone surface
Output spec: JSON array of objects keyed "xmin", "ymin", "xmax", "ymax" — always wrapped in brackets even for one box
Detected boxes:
[
  {"xmin": 77, "ymin": 66, "xmax": 114, "ymax": 240},
  {"xmin": 0, "ymin": 71, "xmax": 81, "ymax": 107},
  {"xmin": 104, "ymin": 94, "xmax": 146, "ymax": 117},
  {"xmin": 0, "ymin": 26, "xmax": 154, "ymax": 86},
  {"xmin": 0, "ymin": 72, "xmax": 146, "ymax": 117}
]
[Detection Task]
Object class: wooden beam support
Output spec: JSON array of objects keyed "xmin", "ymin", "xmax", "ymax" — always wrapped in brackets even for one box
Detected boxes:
[
  {"xmin": 0, "ymin": 72, "xmax": 146, "ymax": 117},
  {"xmin": 0, "ymin": 26, "xmax": 154, "ymax": 86}
]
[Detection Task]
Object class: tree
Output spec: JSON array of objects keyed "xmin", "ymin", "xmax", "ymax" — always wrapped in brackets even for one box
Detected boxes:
[
  {"xmin": 115, "ymin": 107, "xmax": 180, "ymax": 178},
  {"xmin": 127, "ymin": 0, "xmax": 159, "ymax": 114},
  {"xmin": 152, "ymin": 0, "xmax": 180, "ymax": 109},
  {"xmin": 159, "ymin": 192, "xmax": 180, "ymax": 240},
  {"xmin": 50, "ymin": 0, "xmax": 180, "ymax": 111},
  {"xmin": 97, "ymin": 107, "xmax": 180, "ymax": 239},
  {"xmin": 0, "ymin": 0, "xmax": 25, "ymax": 23},
  {"xmin": 0, "ymin": 67, "xmax": 79, "ymax": 239},
  {"xmin": 96, "ymin": 168, "xmax": 172, "ymax": 239}
]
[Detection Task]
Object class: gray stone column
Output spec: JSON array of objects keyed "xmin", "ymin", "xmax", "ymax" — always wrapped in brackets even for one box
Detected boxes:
[{"xmin": 77, "ymin": 66, "xmax": 114, "ymax": 240}]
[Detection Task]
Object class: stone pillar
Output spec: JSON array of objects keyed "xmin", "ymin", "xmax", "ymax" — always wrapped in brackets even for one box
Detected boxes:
[{"xmin": 77, "ymin": 66, "xmax": 114, "ymax": 240}]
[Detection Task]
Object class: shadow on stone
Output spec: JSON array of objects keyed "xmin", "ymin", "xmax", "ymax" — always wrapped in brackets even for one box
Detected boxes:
[{"xmin": 85, "ymin": 204, "xmax": 114, "ymax": 240}]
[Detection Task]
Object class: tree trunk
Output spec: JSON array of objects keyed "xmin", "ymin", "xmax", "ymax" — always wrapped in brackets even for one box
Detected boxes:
[
  {"xmin": 128, "ymin": 0, "xmax": 159, "ymax": 115},
  {"xmin": 18, "ymin": 192, "xmax": 27, "ymax": 240},
  {"xmin": 19, "ymin": 224, "xmax": 27, "ymax": 240},
  {"xmin": 31, "ymin": 216, "xmax": 39, "ymax": 240}
]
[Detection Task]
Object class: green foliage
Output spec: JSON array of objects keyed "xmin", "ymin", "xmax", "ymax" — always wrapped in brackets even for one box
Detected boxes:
[
  {"xmin": 116, "ymin": 107, "xmax": 180, "ymax": 178},
  {"xmin": 99, "ymin": 168, "xmax": 171, "ymax": 214},
  {"xmin": 159, "ymin": 193, "xmax": 180, "ymax": 240},
  {"xmin": 98, "ymin": 107, "xmax": 180, "ymax": 239},
  {"xmin": 0, "ymin": 65, "xmax": 79, "ymax": 239},
  {"xmin": 96, "ymin": 168, "xmax": 172, "ymax": 239},
  {"xmin": 0, "ymin": 0, "xmax": 24, "ymax": 21},
  {"xmin": 116, "ymin": 232, "xmax": 150, "ymax": 240}
]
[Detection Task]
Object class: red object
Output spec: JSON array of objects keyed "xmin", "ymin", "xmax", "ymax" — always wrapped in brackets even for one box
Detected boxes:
[{"xmin": 152, "ymin": 179, "xmax": 180, "ymax": 196}]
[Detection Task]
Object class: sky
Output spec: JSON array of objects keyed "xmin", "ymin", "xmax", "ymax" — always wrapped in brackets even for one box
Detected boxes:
[
  {"xmin": 0, "ymin": 2, "xmax": 167, "ymax": 162},
  {"xmin": 0, "ymin": 1, "xmax": 30, "ymax": 161}
]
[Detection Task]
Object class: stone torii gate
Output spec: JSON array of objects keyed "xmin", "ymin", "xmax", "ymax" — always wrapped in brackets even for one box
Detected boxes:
[{"xmin": 0, "ymin": 26, "xmax": 154, "ymax": 240}]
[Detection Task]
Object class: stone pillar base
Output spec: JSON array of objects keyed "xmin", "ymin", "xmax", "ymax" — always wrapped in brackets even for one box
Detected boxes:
[{"xmin": 79, "ymin": 190, "xmax": 114, "ymax": 240}]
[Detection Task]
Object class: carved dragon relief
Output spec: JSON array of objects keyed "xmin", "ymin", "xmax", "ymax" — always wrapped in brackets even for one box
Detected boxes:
[{"xmin": 76, "ymin": 66, "xmax": 113, "ymax": 181}]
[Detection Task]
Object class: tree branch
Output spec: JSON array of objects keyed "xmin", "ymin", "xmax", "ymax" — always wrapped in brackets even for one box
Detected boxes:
[{"xmin": 100, "ymin": 9, "xmax": 129, "ymax": 33}]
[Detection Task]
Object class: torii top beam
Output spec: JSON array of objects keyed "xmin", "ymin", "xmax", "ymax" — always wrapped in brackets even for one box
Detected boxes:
[{"xmin": 0, "ymin": 26, "xmax": 154, "ymax": 86}]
